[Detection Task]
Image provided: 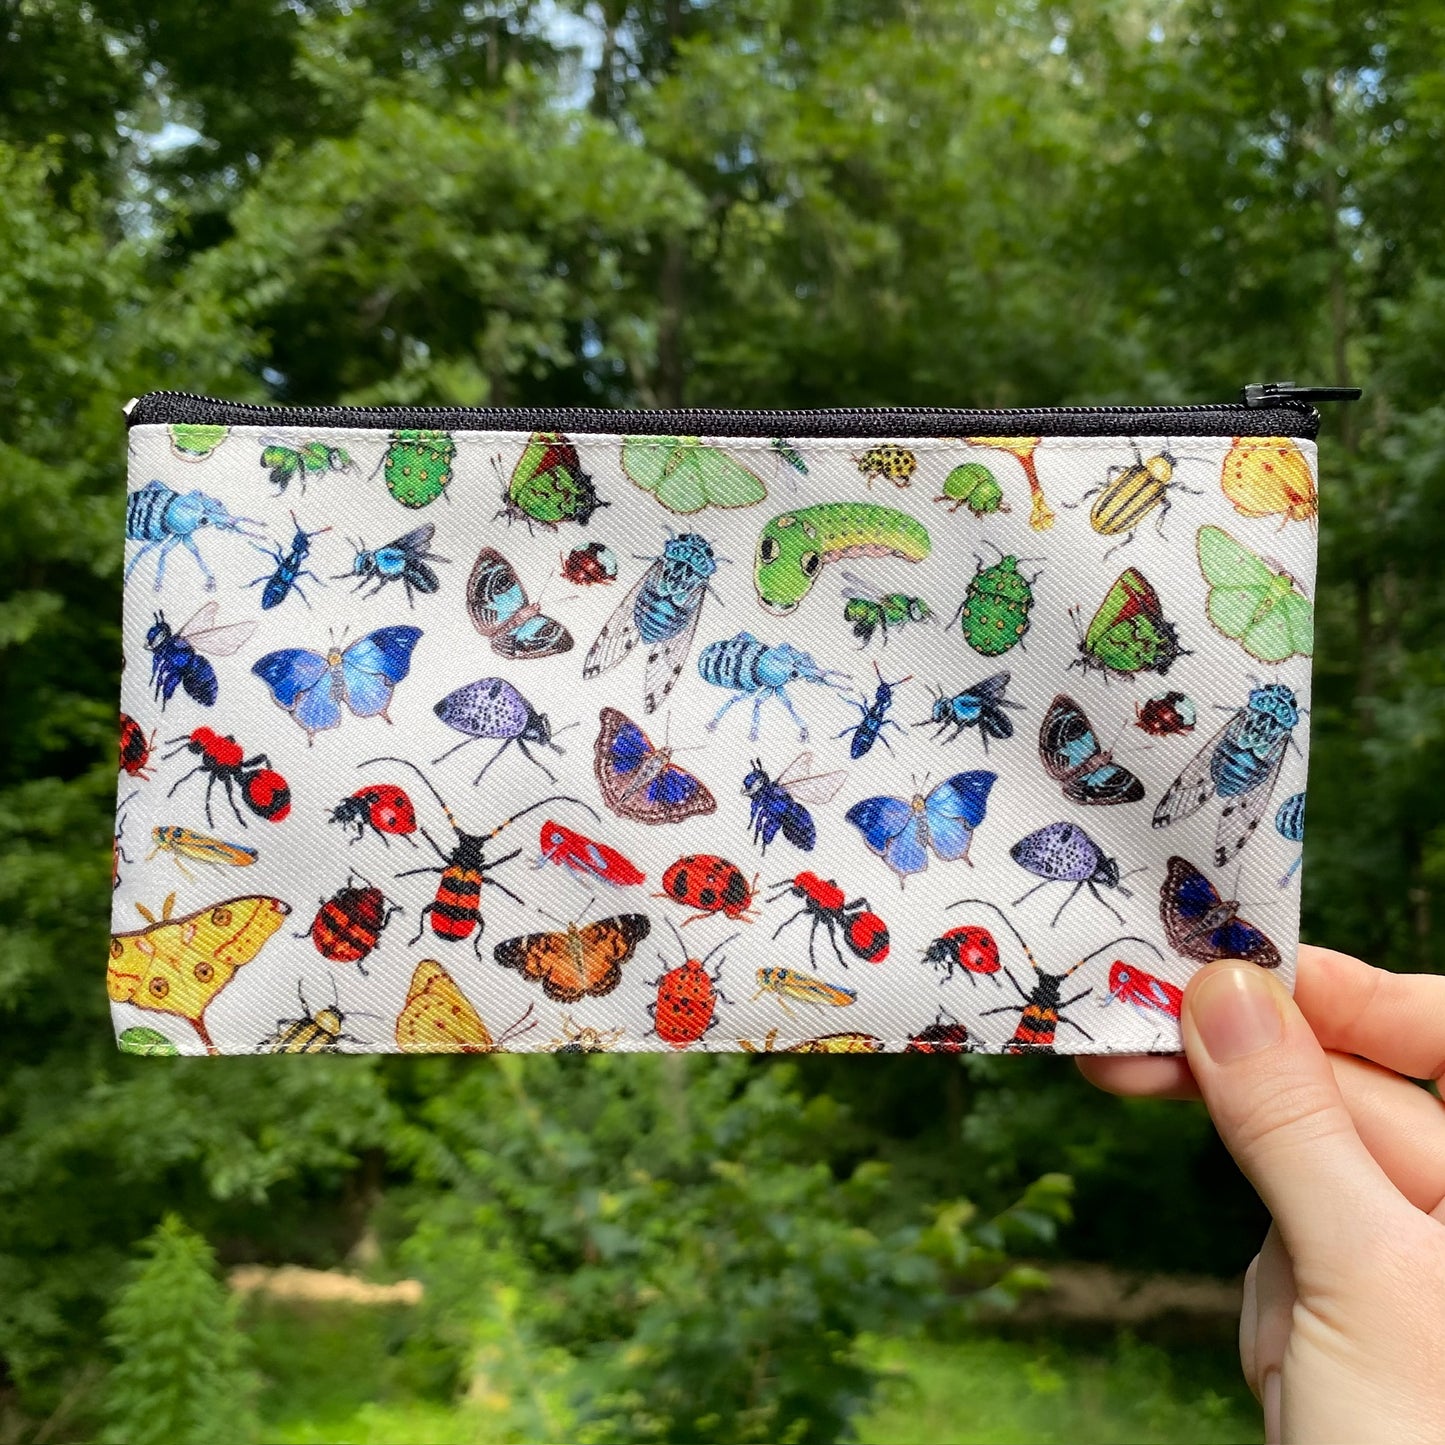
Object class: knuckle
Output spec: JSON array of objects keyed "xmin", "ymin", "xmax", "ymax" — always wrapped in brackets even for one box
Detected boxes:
[{"xmin": 1216, "ymin": 1073, "xmax": 1353, "ymax": 1162}]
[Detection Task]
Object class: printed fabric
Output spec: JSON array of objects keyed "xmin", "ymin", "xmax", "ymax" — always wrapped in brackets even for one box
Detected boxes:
[{"xmin": 112, "ymin": 424, "xmax": 1317, "ymax": 1056}]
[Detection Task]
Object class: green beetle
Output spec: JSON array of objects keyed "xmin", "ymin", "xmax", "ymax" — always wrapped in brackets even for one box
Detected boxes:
[
  {"xmin": 379, "ymin": 429, "xmax": 456, "ymax": 509},
  {"xmin": 952, "ymin": 547, "xmax": 1040, "ymax": 657},
  {"xmin": 260, "ymin": 440, "xmax": 355, "ymax": 496},
  {"xmin": 935, "ymin": 462, "xmax": 1009, "ymax": 517},
  {"xmin": 167, "ymin": 423, "xmax": 230, "ymax": 462},
  {"xmin": 118, "ymin": 1026, "xmax": 181, "ymax": 1057}
]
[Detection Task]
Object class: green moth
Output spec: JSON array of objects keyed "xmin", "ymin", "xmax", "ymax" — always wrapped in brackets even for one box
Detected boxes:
[
  {"xmin": 622, "ymin": 436, "xmax": 767, "ymax": 514},
  {"xmin": 500, "ymin": 432, "xmax": 607, "ymax": 527},
  {"xmin": 1196, "ymin": 525, "xmax": 1313, "ymax": 662}
]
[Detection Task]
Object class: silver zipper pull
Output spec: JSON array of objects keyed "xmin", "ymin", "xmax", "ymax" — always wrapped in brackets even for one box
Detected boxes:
[{"xmin": 1242, "ymin": 381, "xmax": 1363, "ymax": 408}]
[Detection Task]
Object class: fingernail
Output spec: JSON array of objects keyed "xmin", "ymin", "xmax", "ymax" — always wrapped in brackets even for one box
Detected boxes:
[
  {"xmin": 1263, "ymin": 1367, "xmax": 1281, "ymax": 1444},
  {"xmin": 1189, "ymin": 965, "xmax": 1283, "ymax": 1064}
]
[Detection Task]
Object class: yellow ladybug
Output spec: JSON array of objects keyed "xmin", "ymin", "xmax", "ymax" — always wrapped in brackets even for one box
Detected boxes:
[{"xmin": 854, "ymin": 444, "xmax": 917, "ymax": 489}]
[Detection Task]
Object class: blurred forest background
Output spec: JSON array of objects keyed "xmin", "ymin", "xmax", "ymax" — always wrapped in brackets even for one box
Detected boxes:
[{"xmin": 2, "ymin": 0, "xmax": 1443, "ymax": 1441}]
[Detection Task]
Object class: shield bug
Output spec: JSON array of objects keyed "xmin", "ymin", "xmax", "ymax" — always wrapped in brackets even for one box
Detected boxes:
[
  {"xmin": 1135, "ymin": 690, "xmax": 1197, "ymax": 737},
  {"xmin": 1010, "ymin": 821, "xmax": 1142, "ymax": 928},
  {"xmin": 328, "ymin": 783, "xmax": 419, "ymax": 847},
  {"xmin": 952, "ymin": 544, "xmax": 1041, "ymax": 658},
  {"xmin": 377, "ymin": 430, "xmax": 456, "ymax": 509},
  {"xmin": 120, "ymin": 712, "xmax": 156, "ymax": 779},
  {"xmin": 303, "ymin": 875, "xmax": 401, "ymax": 972},
  {"xmin": 904, "ymin": 1010, "xmax": 976, "ymax": 1053},
  {"xmin": 923, "ymin": 922, "xmax": 1002, "ymax": 986},
  {"xmin": 560, "ymin": 540, "xmax": 618, "ymax": 586},
  {"xmin": 658, "ymin": 855, "xmax": 759, "ymax": 926},
  {"xmin": 934, "ymin": 462, "xmax": 1008, "ymax": 517},
  {"xmin": 648, "ymin": 922, "xmax": 735, "ymax": 1050},
  {"xmin": 433, "ymin": 677, "xmax": 577, "ymax": 786},
  {"xmin": 854, "ymin": 443, "xmax": 917, "ymax": 488}
]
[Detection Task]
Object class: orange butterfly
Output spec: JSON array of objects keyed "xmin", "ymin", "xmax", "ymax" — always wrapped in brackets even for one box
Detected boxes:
[
  {"xmin": 394, "ymin": 958, "xmax": 536, "ymax": 1053},
  {"xmin": 493, "ymin": 914, "xmax": 650, "ymax": 1002}
]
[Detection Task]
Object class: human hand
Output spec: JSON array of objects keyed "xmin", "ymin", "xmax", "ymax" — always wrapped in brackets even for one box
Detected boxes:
[{"xmin": 1079, "ymin": 946, "xmax": 1445, "ymax": 1445}]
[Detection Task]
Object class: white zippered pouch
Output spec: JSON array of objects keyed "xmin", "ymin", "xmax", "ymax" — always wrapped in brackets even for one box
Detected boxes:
[{"xmin": 110, "ymin": 385, "xmax": 1350, "ymax": 1057}]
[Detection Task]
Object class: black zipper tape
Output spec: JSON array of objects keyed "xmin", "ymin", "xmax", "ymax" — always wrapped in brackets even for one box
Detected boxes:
[{"xmin": 124, "ymin": 384, "xmax": 1355, "ymax": 441}]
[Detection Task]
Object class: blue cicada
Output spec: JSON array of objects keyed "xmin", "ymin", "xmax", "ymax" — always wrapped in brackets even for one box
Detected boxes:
[
  {"xmin": 1152, "ymin": 683, "xmax": 1301, "ymax": 866},
  {"xmin": 583, "ymin": 532, "xmax": 717, "ymax": 714}
]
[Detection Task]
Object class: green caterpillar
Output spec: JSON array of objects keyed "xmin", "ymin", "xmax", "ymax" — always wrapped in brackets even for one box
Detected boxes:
[{"xmin": 754, "ymin": 502, "xmax": 932, "ymax": 613}]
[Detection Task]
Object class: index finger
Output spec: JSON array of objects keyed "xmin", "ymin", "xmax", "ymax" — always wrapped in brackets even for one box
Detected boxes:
[{"xmin": 1294, "ymin": 944, "xmax": 1445, "ymax": 1082}]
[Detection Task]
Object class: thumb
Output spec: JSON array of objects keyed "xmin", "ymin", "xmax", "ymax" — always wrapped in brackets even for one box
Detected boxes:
[{"xmin": 1182, "ymin": 960, "xmax": 1402, "ymax": 1268}]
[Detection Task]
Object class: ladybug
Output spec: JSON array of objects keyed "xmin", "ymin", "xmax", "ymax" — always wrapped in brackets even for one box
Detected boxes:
[
  {"xmin": 560, "ymin": 540, "xmax": 618, "ymax": 587},
  {"xmin": 923, "ymin": 925, "xmax": 1002, "ymax": 985},
  {"xmin": 905, "ymin": 1010, "xmax": 975, "ymax": 1054},
  {"xmin": 854, "ymin": 444, "xmax": 917, "ymax": 489},
  {"xmin": 658, "ymin": 854, "xmax": 758, "ymax": 925},
  {"xmin": 766, "ymin": 871, "xmax": 890, "ymax": 968},
  {"xmin": 1134, "ymin": 689, "xmax": 1197, "ymax": 737},
  {"xmin": 163, "ymin": 727, "xmax": 290, "ymax": 827},
  {"xmin": 304, "ymin": 875, "xmax": 400, "ymax": 972},
  {"xmin": 649, "ymin": 929, "xmax": 734, "ymax": 1050},
  {"xmin": 328, "ymin": 784, "xmax": 418, "ymax": 847},
  {"xmin": 120, "ymin": 712, "xmax": 155, "ymax": 779}
]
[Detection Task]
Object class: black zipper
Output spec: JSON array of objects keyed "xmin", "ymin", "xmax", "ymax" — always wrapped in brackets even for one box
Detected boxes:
[{"xmin": 124, "ymin": 382, "xmax": 1359, "ymax": 440}]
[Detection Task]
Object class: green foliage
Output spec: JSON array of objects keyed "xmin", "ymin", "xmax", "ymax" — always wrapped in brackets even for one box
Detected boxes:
[
  {"xmin": 101, "ymin": 1216, "xmax": 257, "ymax": 1445},
  {"xmin": 2, "ymin": 0, "xmax": 1445, "ymax": 1437},
  {"xmin": 394, "ymin": 1055, "xmax": 1069, "ymax": 1443}
]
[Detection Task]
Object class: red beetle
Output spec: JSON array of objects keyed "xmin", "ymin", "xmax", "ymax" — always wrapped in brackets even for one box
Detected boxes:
[
  {"xmin": 658, "ymin": 854, "xmax": 758, "ymax": 925},
  {"xmin": 923, "ymin": 924, "xmax": 1002, "ymax": 985},
  {"xmin": 766, "ymin": 871, "xmax": 889, "ymax": 968},
  {"xmin": 120, "ymin": 712, "xmax": 155, "ymax": 779},
  {"xmin": 304, "ymin": 875, "xmax": 400, "ymax": 972},
  {"xmin": 648, "ymin": 926, "xmax": 734, "ymax": 1050},
  {"xmin": 328, "ymin": 783, "xmax": 418, "ymax": 847},
  {"xmin": 560, "ymin": 540, "xmax": 618, "ymax": 587},
  {"xmin": 1134, "ymin": 690, "xmax": 1196, "ymax": 737},
  {"xmin": 538, "ymin": 819, "xmax": 645, "ymax": 886},
  {"xmin": 163, "ymin": 727, "xmax": 291, "ymax": 827},
  {"xmin": 904, "ymin": 1010, "xmax": 974, "ymax": 1054}
]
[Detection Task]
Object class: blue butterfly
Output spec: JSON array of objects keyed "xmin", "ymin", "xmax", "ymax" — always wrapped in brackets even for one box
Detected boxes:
[
  {"xmin": 252, "ymin": 626, "xmax": 422, "ymax": 743},
  {"xmin": 594, "ymin": 707, "xmax": 717, "ymax": 824},
  {"xmin": 845, "ymin": 771, "xmax": 996, "ymax": 886},
  {"xmin": 1039, "ymin": 695, "xmax": 1143, "ymax": 806},
  {"xmin": 467, "ymin": 548, "xmax": 572, "ymax": 659},
  {"xmin": 1159, "ymin": 856, "xmax": 1281, "ymax": 969}
]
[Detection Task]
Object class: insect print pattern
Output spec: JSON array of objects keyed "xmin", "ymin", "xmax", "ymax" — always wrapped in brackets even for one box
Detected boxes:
[{"xmin": 114, "ymin": 418, "xmax": 1317, "ymax": 1055}]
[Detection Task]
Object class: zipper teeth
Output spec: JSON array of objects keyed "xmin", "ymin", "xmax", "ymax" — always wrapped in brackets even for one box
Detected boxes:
[
  {"xmin": 127, "ymin": 389, "xmax": 1323, "ymax": 441},
  {"xmin": 137, "ymin": 389, "xmax": 1283, "ymax": 419}
]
